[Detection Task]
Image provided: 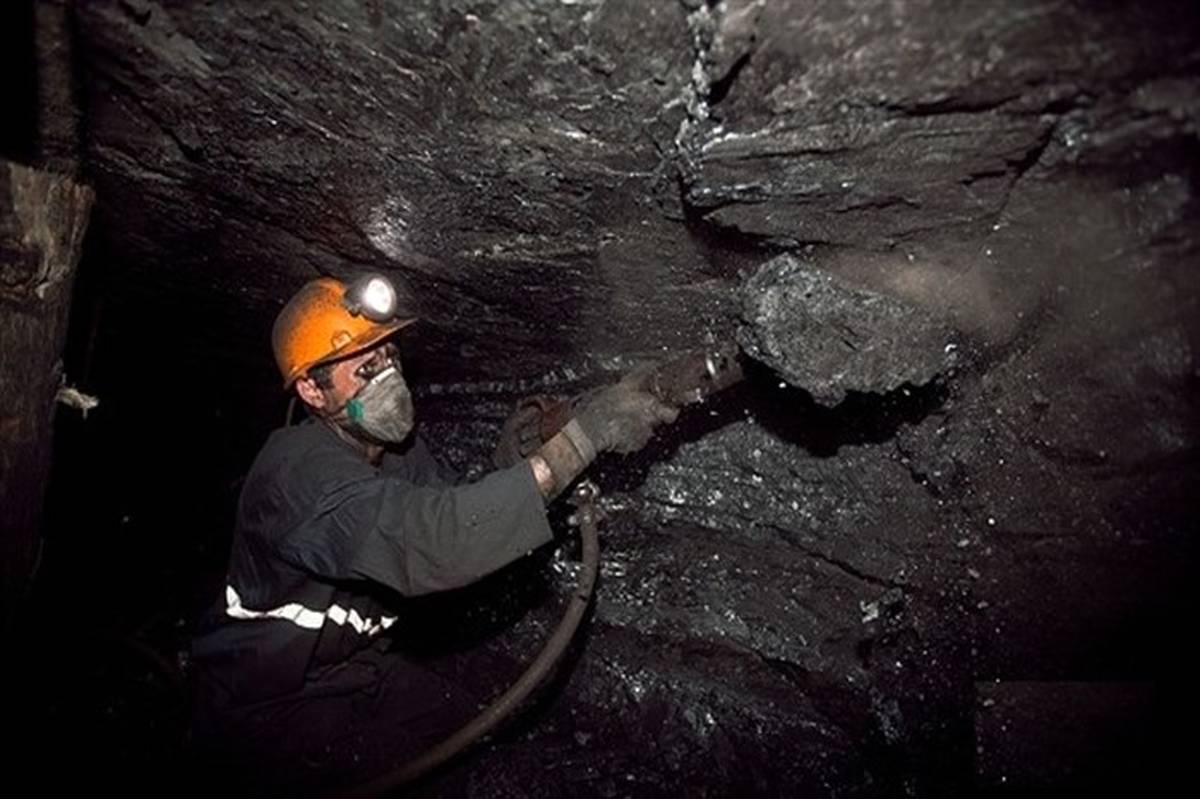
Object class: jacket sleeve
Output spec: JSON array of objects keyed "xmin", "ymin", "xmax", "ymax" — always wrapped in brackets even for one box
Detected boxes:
[
  {"xmin": 281, "ymin": 460, "xmax": 554, "ymax": 596},
  {"xmin": 388, "ymin": 434, "xmax": 457, "ymax": 487}
]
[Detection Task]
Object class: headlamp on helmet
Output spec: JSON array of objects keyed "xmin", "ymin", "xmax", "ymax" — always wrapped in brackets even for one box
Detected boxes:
[{"xmin": 343, "ymin": 273, "xmax": 399, "ymax": 322}]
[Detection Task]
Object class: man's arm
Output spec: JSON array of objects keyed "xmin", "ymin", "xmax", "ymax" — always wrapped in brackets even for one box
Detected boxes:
[
  {"xmin": 526, "ymin": 374, "xmax": 678, "ymax": 500},
  {"xmin": 284, "ymin": 461, "xmax": 554, "ymax": 596},
  {"xmin": 528, "ymin": 418, "xmax": 596, "ymax": 499},
  {"xmin": 281, "ymin": 369, "xmax": 677, "ymax": 594}
]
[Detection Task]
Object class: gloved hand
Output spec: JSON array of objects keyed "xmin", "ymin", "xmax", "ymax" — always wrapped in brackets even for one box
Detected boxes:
[
  {"xmin": 493, "ymin": 396, "xmax": 556, "ymax": 468},
  {"xmin": 574, "ymin": 368, "xmax": 680, "ymax": 454}
]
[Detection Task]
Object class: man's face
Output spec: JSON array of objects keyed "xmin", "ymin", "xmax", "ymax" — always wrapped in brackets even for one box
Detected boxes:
[{"xmin": 296, "ymin": 341, "xmax": 402, "ymax": 413}]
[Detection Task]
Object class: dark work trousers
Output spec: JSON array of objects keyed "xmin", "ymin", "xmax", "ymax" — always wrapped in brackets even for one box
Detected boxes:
[{"xmin": 189, "ymin": 640, "xmax": 479, "ymax": 797}]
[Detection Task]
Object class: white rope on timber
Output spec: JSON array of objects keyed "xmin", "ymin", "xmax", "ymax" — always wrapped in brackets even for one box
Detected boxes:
[{"xmin": 55, "ymin": 378, "xmax": 99, "ymax": 418}]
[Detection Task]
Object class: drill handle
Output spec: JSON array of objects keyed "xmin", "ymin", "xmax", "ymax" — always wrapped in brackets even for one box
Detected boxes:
[
  {"xmin": 642, "ymin": 340, "xmax": 745, "ymax": 406},
  {"xmin": 536, "ymin": 341, "xmax": 745, "ymax": 441}
]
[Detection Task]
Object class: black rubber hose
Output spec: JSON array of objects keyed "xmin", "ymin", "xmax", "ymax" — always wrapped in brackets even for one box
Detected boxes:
[{"xmin": 336, "ymin": 483, "xmax": 602, "ymax": 798}]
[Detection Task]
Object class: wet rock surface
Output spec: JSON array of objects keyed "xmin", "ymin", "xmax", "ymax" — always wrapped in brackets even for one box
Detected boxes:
[
  {"xmin": 10, "ymin": 0, "xmax": 1198, "ymax": 796},
  {"xmin": 71, "ymin": 0, "xmax": 720, "ymax": 383}
]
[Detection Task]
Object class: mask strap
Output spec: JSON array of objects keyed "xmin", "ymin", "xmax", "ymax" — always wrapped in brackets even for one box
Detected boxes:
[{"xmin": 330, "ymin": 364, "xmax": 401, "ymax": 420}]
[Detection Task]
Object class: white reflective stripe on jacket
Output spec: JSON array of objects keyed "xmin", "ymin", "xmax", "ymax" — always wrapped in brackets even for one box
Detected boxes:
[{"xmin": 225, "ymin": 584, "xmax": 396, "ymax": 635}]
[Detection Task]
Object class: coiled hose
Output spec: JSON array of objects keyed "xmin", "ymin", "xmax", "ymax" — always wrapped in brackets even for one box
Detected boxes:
[{"xmin": 337, "ymin": 480, "xmax": 602, "ymax": 797}]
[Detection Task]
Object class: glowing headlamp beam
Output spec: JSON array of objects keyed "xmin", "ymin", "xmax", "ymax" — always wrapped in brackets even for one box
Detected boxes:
[{"xmin": 343, "ymin": 273, "xmax": 398, "ymax": 322}]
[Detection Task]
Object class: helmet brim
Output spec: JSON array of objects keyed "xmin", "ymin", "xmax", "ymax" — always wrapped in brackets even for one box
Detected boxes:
[{"xmin": 283, "ymin": 317, "xmax": 416, "ymax": 388}]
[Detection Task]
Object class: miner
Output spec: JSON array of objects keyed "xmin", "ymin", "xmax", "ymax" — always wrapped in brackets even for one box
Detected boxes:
[{"xmin": 189, "ymin": 273, "xmax": 677, "ymax": 791}]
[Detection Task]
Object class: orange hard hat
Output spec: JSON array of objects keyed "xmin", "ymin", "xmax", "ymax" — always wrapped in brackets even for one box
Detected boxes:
[{"xmin": 272, "ymin": 274, "xmax": 417, "ymax": 388}]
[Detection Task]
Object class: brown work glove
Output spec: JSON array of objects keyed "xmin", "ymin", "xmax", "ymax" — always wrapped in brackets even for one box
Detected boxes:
[
  {"xmin": 574, "ymin": 368, "xmax": 680, "ymax": 454},
  {"xmin": 493, "ymin": 395, "xmax": 558, "ymax": 468}
]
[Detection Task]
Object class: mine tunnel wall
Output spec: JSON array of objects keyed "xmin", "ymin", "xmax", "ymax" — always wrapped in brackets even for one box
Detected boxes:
[{"xmin": 3, "ymin": 0, "xmax": 1197, "ymax": 795}]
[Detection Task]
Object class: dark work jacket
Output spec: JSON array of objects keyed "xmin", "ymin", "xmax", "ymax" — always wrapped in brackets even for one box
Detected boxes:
[{"xmin": 191, "ymin": 419, "xmax": 553, "ymax": 709}]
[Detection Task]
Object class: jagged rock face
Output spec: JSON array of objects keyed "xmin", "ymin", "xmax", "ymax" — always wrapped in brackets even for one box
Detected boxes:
[
  {"xmin": 55, "ymin": 0, "xmax": 1200, "ymax": 795},
  {"xmin": 737, "ymin": 254, "xmax": 961, "ymax": 404},
  {"xmin": 683, "ymin": 0, "xmax": 1200, "ymax": 247}
]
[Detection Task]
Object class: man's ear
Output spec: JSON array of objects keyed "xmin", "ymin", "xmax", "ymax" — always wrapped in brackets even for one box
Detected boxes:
[{"xmin": 295, "ymin": 377, "xmax": 327, "ymax": 410}]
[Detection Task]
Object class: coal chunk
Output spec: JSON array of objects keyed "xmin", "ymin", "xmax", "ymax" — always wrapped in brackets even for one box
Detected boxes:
[{"xmin": 737, "ymin": 255, "xmax": 960, "ymax": 405}]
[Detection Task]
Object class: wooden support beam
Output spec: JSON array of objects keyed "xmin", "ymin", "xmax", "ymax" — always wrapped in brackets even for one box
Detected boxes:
[{"xmin": 0, "ymin": 162, "xmax": 93, "ymax": 628}]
